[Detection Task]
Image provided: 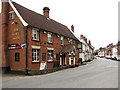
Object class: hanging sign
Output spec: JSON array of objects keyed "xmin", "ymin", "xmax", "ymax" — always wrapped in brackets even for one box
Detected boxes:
[{"xmin": 8, "ymin": 43, "xmax": 27, "ymax": 50}]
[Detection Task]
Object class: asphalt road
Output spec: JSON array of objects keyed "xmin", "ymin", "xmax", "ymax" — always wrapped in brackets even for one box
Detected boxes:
[{"xmin": 2, "ymin": 57, "xmax": 118, "ymax": 88}]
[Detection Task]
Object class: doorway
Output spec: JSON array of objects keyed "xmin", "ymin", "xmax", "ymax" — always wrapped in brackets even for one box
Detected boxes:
[{"xmin": 62, "ymin": 53, "xmax": 66, "ymax": 66}]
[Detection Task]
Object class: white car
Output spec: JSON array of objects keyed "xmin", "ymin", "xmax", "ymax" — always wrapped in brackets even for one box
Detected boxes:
[{"xmin": 105, "ymin": 55, "xmax": 111, "ymax": 59}]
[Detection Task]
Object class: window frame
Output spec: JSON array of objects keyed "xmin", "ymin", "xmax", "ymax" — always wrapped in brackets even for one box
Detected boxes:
[
  {"xmin": 47, "ymin": 33, "xmax": 53, "ymax": 43},
  {"xmin": 9, "ymin": 11, "xmax": 15, "ymax": 20},
  {"xmin": 32, "ymin": 28, "xmax": 40, "ymax": 41},
  {"xmin": 32, "ymin": 49, "xmax": 40, "ymax": 62},
  {"xmin": 42, "ymin": 53, "xmax": 46, "ymax": 61},
  {"xmin": 48, "ymin": 50, "xmax": 53, "ymax": 61},
  {"xmin": 15, "ymin": 52, "xmax": 20, "ymax": 62},
  {"xmin": 61, "ymin": 36, "xmax": 64, "ymax": 45}
]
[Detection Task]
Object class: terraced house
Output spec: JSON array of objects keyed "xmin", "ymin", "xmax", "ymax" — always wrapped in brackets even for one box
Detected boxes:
[{"xmin": 1, "ymin": 0, "xmax": 85, "ymax": 74}]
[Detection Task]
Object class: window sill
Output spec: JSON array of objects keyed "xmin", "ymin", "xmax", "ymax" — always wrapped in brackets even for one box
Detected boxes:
[
  {"xmin": 47, "ymin": 60, "xmax": 53, "ymax": 63},
  {"xmin": 32, "ymin": 39, "xmax": 40, "ymax": 42},
  {"xmin": 32, "ymin": 61, "xmax": 40, "ymax": 63},
  {"xmin": 47, "ymin": 42, "xmax": 53, "ymax": 45},
  {"xmin": 61, "ymin": 44, "xmax": 64, "ymax": 46}
]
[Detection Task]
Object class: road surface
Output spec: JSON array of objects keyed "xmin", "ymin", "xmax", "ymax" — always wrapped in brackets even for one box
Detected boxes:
[{"xmin": 2, "ymin": 57, "xmax": 118, "ymax": 88}]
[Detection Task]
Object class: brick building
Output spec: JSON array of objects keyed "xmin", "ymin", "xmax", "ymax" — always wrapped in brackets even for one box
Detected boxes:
[{"xmin": 1, "ymin": 0, "xmax": 82, "ymax": 74}]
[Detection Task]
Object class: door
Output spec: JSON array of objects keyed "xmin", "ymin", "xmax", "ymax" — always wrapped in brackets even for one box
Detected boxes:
[{"xmin": 62, "ymin": 53, "xmax": 66, "ymax": 66}]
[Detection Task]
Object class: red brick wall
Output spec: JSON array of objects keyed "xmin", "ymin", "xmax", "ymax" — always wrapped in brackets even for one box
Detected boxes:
[
  {"xmin": 27, "ymin": 27, "xmax": 79, "ymax": 70},
  {"xmin": 1, "ymin": 1, "xmax": 79, "ymax": 71},
  {"xmin": 1, "ymin": 1, "xmax": 9, "ymax": 67},
  {"xmin": 7, "ymin": 5, "xmax": 26, "ymax": 71}
]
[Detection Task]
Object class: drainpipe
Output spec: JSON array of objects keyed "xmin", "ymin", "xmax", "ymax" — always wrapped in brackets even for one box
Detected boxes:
[{"xmin": 24, "ymin": 26, "xmax": 28, "ymax": 75}]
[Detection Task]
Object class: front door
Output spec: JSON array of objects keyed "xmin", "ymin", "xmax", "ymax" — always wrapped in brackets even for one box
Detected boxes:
[{"xmin": 62, "ymin": 53, "xmax": 66, "ymax": 66}]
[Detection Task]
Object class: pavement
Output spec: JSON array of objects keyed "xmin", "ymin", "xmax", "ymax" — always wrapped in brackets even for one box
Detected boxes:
[{"xmin": 2, "ymin": 57, "xmax": 118, "ymax": 88}]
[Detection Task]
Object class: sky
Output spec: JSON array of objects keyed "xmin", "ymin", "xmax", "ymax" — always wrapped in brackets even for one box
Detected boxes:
[{"xmin": 0, "ymin": 0, "xmax": 119, "ymax": 50}]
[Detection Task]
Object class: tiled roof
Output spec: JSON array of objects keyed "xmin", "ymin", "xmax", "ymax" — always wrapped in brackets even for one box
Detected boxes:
[
  {"xmin": 60, "ymin": 44, "xmax": 75, "ymax": 53},
  {"xmin": 12, "ymin": 2, "xmax": 78, "ymax": 40}
]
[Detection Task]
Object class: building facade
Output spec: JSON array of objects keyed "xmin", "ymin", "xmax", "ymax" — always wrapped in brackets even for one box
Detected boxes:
[{"xmin": 1, "ymin": 0, "xmax": 83, "ymax": 74}]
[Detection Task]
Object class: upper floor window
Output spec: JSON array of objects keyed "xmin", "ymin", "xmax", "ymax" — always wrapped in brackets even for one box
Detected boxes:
[
  {"xmin": 32, "ymin": 29, "xmax": 39, "ymax": 40},
  {"xmin": 77, "ymin": 42, "xmax": 82, "ymax": 49},
  {"xmin": 70, "ymin": 39, "xmax": 73, "ymax": 44},
  {"xmin": 9, "ymin": 11, "xmax": 15, "ymax": 20},
  {"xmin": 48, "ymin": 33, "xmax": 53, "ymax": 43},
  {"xmin": 61, "ymin": 36, "xmax": 64, "ymax": 45}
]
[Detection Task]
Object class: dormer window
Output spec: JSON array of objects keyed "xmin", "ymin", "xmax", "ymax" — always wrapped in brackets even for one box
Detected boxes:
[
  {"xmin": 9, "ymin": 11, "xmax": 15, "ymax": 20},
  {"xmin": 32, "ymin": 28, "xmax": 39, "ymax": 40},
  {"xmin": 70, "ymin": 39, "xmax": 73, "ymax": 44},
  {"xmin": 61, "ymin": 36, "xmax": 64, "ymax": 45},
  {"xmin": 48, "ymin": 33, "xmax": 53, "ymax": 43}
]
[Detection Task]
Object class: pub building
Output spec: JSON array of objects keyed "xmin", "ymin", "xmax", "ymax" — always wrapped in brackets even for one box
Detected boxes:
[{"xmin": 1, "ymin": 0, "xmax": 82, "ymax": 74}]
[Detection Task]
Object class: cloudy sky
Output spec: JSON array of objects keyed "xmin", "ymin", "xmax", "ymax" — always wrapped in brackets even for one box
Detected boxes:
[{"xmin": 0, "ymin": 0, "xmax": 119, "ymax": 49}]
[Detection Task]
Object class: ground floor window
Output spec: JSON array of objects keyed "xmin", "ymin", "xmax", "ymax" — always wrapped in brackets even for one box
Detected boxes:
[
  {"xmin": 48, "ymin": 50, "xmax": 53, "ymax": 61},
  {"xmin": 15, "ymin": 52, "xmax": 20, "ymax": 61},
  {"xmin": 32, "ymin": 49, "xmax": 40, "ymax": 61}
]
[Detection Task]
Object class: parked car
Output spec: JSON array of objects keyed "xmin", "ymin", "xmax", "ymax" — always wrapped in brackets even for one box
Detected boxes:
[
  {"xmin": 117, "ymin": 55, "xmax": 120, "ymax": 61},
  {"xmin": 111, "ymin": 55, "xmax": 118, "ymax": 60},
  {"xmin": 105, "ymin": 55, "xmax": 111, "ymax": 59}
]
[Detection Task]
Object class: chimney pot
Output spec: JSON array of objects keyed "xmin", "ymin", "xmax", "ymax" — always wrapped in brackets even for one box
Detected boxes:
[{"xmin": 71, "ymin": 25, "xmax": 74, "ymax": 32}]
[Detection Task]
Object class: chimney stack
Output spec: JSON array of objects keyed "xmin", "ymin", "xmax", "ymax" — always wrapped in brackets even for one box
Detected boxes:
[
  {"xmin": 85, "ymin": 38, "xmax": 87, "ymax": 43},
  {"xmin": 89, "ymin": 40, "xmax": 91, "ymax": 45},
  {"xmin": 81, "ymin": 35, "xmax": 83, "ymax": 38},
  {"xmin": 43, "ymin": 7, "xmax": 50, "ymax": 18},
  {"xmin": 71, "ymin": 25, "xmax": 74, "ymax": 32}
]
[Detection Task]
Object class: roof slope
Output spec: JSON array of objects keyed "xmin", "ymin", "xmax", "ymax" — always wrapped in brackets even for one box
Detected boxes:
[{"xmin": 12, "ymin": 2, "xmax": 78, "ymax": 40}]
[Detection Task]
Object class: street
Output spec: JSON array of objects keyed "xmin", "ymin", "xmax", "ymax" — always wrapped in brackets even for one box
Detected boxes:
[{"xmin": 2, "ymin": 58, "xmax": 118, "ymax": 88}]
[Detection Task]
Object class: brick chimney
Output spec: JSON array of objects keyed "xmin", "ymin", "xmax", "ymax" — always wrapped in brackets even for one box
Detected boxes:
[
  {"xmin": 71, "ymin": 25, "xmax": 74, "ymax": 32},
  {"xmin": 81, "ymin": 35, "xmax": 83, "ymax": 38},
  {"xmin": 85, "ymin": 38, "xmax": 87, "ymax": 43},
  {"xmin": 43, "ymin": 7, "xmax": 50, "ymax": 18},
  {"xmin": 89, "ymin": 40, "xmax": 91, "ymax": 45}
]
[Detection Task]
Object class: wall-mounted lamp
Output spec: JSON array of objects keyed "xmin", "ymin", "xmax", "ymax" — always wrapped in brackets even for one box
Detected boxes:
[{"xmin": 12, "ymin": 22, "xmax": 18, "ymax": 24}]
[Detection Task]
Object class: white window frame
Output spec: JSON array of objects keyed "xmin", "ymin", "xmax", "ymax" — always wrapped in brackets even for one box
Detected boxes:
[
  {"xmin": 32, "ymin": 28, "xmax": 39, "ymax": 40},
  {"xmin": 47, "ymin": 33, "xmax": 53, "ymax": 43},
  {"xmin": 48, "ymin": 50, "xmax": 53, "ymax": 61},
  {"xmin": 32, "ymin": 49, "xmax": 40, "ymax": 62},
  {"xmin": 61, "ymin": 36, "xmax": 64, "ymax": 45},
  {"xmin": 9, "ymin": 11, "xmax": 15, "ymax": 20}
]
